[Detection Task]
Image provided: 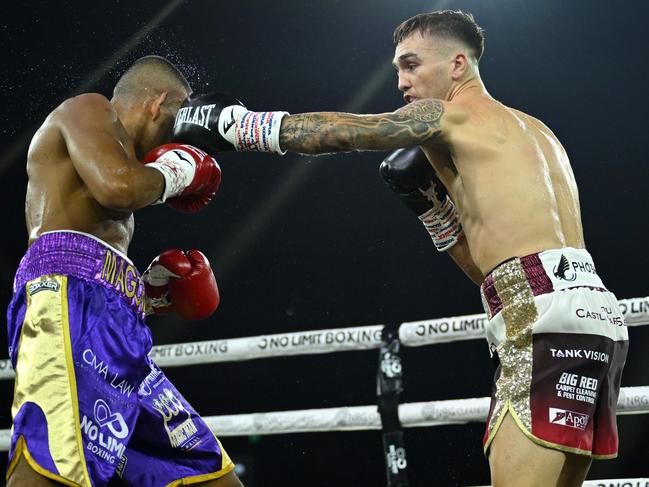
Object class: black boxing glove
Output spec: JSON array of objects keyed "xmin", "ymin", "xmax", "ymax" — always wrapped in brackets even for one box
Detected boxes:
[
  {"xmin": 173, "ymin": 91, "xmax": 288, "ymax": 154},
  {"xmin": 173, "ymin": 92, "xmax": 246, "ymax": 153},
  {"xmin": 380, "ymin": 146, "xmax": 463, "ymax": 252}
]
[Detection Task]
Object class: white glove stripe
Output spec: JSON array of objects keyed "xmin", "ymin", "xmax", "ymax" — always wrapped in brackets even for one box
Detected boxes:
[
  {"xmin": 147, "ymin": 149, "xmax": 197, "ymax": 203},
  {"xmin": 143, "ymin": 264, "xmax": 183, "ymax": 286},
  {"xmin": 418, "ymin": 197, "xmax": 463, "ymax": 252},
  {"xmin": 227, "ymin": 108, "xmax": 288, "ymax": 154}
]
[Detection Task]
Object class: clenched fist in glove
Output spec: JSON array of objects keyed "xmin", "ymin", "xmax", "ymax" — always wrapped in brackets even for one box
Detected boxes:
[
  {"xmin": 172, "ymin": 91, "xmax": 288, "ymax": 155},
  {"xmin": 142, "ymin": 143, "xmax": 221, "ymax": 213},
  {"xmin": 143, "ymin": 249, "xmax": 220, "ymax": 320},
  {"xmin": 380, "ymin": 146, "xmax": 463, "ymax": 252}
]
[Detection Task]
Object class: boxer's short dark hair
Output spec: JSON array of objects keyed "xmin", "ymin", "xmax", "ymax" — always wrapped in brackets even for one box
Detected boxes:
[
  {"xmin": 114, "ymin": 55, "xmax": 190, "ymax": 99},
  {"xmin": 393, "ymin": 10, "xmax": 485, "ymax": 61}
]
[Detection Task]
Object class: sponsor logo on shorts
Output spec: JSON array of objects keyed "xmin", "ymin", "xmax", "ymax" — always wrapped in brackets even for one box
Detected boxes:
[
  {"xmin": 80, "ymin": 399, "xmax": 129, "ymax": 465},
  {"xmin": 152, "ymin": 388, "xmax": 200, "ymax": 450},
  {"xmin": 548, "ymin": 407, "xmax": 589, "ymax": 430},
  {"xmin": 575, "ymin": 307, "xmax": 625, "ymax": 326},
  {"xmin": 115, "ymin": 454, "xmax": 127, "ymax": 478},
  {"xmin": 100, "ymin": 250, "xmax": 144, "ymax": 313},
  {"xmin": 550, "ymin": 348, "xmax": 610, "ymax": 363},
  {"xmin": 553, "ymin": 254, "xmax": 597, "ymax": 282},
  {"xmin": 555, "ymin": 372, "xmax": 598, "ymax": 404},
  {"xmin": 553, "ymin": 254, "xmax": 576, "ymax": 281},
  {"xmin": 82, "ymin": 349, "xmax": 137, "ymax": 397},
  {"xmin": 138, "ymin": 363, "xmax": 165, "ymax": 396},
  {"xmin": 27, "ymin": 280, "xmax": 60, "ymax": 295},
  {"xmin": 93, "ymin": 399, "xmax": 129, "ymax": 438}
]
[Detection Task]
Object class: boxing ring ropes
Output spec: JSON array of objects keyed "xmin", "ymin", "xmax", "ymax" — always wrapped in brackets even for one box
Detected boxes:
[{"xmin": 0, "ymin": 297, "xmax": 647, "ymax": 487}]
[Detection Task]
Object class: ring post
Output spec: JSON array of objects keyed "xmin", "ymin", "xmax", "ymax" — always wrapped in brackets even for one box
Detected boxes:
[{"xmin": 377, "ymin": 323, "xmax": 409, "ymax": 487}]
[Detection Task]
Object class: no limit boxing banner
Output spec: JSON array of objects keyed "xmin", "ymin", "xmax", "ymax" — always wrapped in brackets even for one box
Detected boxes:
[{"xmin": 377, "ymin": 323, "xmax": 409, "ymax": 487}]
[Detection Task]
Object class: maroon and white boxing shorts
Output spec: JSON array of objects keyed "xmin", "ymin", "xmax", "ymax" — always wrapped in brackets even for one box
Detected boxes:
[{"xmin": 480, "ymin": 247, "xmax": 628, "ymax": 458}]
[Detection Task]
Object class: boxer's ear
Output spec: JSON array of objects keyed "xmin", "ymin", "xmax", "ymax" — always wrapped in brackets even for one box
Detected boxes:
[
  {"xmin": 450, "ymin": 53, "xmax": 469, "ymax": 81},
  {"xmin": 148, "ymin": 91, "xmax": 168, "ymax": 122}
]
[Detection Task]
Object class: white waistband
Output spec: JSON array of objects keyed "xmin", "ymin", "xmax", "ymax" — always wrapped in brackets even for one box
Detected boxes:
[{"xmin": 537, "ymin": 247, "xmax": 605, "ymax": 291}]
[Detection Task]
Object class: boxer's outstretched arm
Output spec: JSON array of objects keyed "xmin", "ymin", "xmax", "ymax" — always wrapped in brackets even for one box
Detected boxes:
[
  {"xmin": 172, "ymin": 93, "xmax": 463, "ymax": 156},
  {"xmin": 279, "ymin": 99, "xmax": 455, "ymax": 154}
]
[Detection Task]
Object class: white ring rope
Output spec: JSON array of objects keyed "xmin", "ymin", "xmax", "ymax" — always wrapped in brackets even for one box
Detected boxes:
[
  {"xmin": 2, "ymin": 296, "xmax": 645, "ymax": 378},
  {"xmin": 472, "ymin": 480, "xmax": 649, "ymax": 487},
  {"xmin": 579, "ymin": 481, "xmax": 649, "ymax": 487},
  {"xmin": 0, "ymin": 386, "xmax": 646, "ymax": 451},
  {"xmin": 0, "ymin": 297, "xmax": 646, "ymax": 487},
  {"xmin": 134, "ymin": 385, "xmax": 649, "ymax": 437}
]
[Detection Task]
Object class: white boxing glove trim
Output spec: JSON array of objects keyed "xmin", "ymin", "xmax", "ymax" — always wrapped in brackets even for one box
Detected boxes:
[
  {"xmin": 219, "ymin": 106, "xmax": 288, "ymax": 155},
  {"xmin": 418, "ymin": 197, "xmax": 464, "ymax": 252},
  {"xmin": 143, "ymin": 264, "xmax": 183, "ymax": 287},
  {"xmin": 147, "ymin": 149, "xmax": 197, "ymax": 203}
]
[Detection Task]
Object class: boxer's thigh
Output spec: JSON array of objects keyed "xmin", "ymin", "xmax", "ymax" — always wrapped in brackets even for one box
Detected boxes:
[
  {"xmin": 7, "ymin": 455, "xmax": 62, "ymax": 487},
  {"xmin": 192, "ymin": 471, "xmax": 244, "ymax": 487},
  {"xmin": 489, "ymin": 412, "xmax": 591, "ymax": 487},
  {"xmin": 117, "ymin": 359, "xmax": 235, "ymax": 486}
]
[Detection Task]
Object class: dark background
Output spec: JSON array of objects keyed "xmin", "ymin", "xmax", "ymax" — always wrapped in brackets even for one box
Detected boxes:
[{"xmin": 0, "ymin": 0, "xmax": 648, "ymax": 485}]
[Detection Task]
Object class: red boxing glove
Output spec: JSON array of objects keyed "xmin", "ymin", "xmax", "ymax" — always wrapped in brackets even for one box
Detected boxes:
[
  {"xmin": 168, "ymin": 250, "xmax": 220, "ymax": 320},
  {"xmin": 143, "ymin": 249, "xmax": 192, "ymax": 315},
  {"xmin": 143, "ymin": 249, "xmax": 220, "ymax": 320},
  {"xmin": 143, "ymin": 143, "xmax": 222, "ymax": 213}
]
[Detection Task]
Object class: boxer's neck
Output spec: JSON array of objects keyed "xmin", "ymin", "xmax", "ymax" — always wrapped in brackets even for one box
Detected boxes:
[
  {"xmin": 447, "ymin": 75, "xmax": 489, "ymax": 101},
  {"xmin": 111, "ymin": 99, "xmax": 145, "ymax": 148}
]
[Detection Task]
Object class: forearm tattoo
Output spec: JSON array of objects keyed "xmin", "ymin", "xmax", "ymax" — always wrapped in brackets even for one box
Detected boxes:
[{"xmin": 279, "ymin": 99, "xmax": 444, "ymax": 154}]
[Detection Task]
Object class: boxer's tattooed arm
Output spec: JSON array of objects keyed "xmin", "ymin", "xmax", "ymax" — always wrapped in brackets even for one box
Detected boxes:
[{"xmin": 279, "ymin": 99, "xmax": 444, "ymax": 154}]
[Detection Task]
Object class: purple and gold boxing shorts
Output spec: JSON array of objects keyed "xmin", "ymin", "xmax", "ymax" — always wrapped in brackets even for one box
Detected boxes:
[
  {"xmin": 6, "ymin": 231, "xmax": 234, "ymax": 486},
  {"xmin": 480, "ymin": 247, "xmax": 629, "ymax": 458}
]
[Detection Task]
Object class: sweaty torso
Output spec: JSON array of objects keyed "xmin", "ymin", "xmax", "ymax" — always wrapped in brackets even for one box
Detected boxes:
[
  {"xmin": 25, "ymin": 107, "xmax": 134, "ymax": 254},
  {"xmin": 421, "ymin": 93, "xmax": 584, "ymax": 275}
]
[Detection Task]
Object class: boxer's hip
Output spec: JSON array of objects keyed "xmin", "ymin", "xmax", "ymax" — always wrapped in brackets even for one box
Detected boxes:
[
  {"xmin": 13, "ymin": 230, "xmax": 146, "ymax": 318},
  {"xmin": 479, "ymin": 247, "xmax": 629, "ymax": 348}
]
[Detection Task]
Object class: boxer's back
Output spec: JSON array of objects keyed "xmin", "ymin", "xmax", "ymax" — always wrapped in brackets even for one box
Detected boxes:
[
  {"xmin": 423, "ymin": 94, "xmax": 585, "ymax": 274},
  {"xmin": 25, "ymin": 98, "xmax": 134, "ymax": 253}
]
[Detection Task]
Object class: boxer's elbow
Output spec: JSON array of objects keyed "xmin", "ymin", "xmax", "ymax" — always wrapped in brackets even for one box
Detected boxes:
[{"xmin": 93, "ymin": 177, "xmax": 140, "ymax": 211}]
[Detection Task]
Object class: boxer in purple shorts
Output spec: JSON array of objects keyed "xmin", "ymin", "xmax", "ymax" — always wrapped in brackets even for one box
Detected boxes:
[{"xmin": 6, "ymin": 56, "xmax": 242, "ymax": 487}]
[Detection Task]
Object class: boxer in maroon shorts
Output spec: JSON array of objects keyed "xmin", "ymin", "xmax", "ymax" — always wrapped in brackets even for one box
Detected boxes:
[
  {"xmin": 480, "ymin": 248, "xmax": 628, "ymax": 459},
  {"xmin": 169, "ymin": 10, "xmax": 630, "ymax": 487}
]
